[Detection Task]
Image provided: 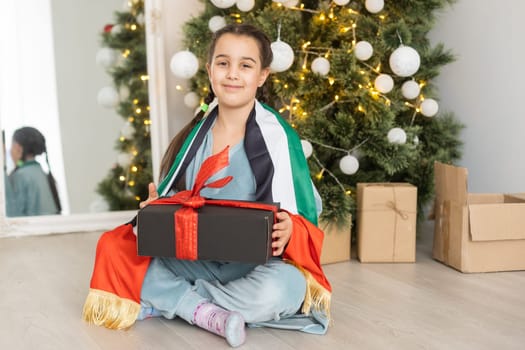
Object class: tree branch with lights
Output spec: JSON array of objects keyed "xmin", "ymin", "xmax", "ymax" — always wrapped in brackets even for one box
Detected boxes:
[
  {"xmin": 172, "ymin": 0, "xmax": 463, "ymax": 225},
  {"xmin": 95, "ymin": 0, "xmax": 153, "ymax": 211}
]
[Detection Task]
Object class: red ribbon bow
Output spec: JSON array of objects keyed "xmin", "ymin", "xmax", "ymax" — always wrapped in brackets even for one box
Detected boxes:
[{"xmin": 150, "ymin": 146, "xmax": 278, "ymax": 260}]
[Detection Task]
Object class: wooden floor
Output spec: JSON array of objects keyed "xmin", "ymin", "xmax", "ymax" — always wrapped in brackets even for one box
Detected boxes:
[{"xmin": 1, "ymin": 221, "xmax": 524, "ymax": 350}]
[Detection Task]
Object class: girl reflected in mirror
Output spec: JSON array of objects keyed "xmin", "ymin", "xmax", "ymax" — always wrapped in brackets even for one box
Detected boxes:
[{"xmin": 3, "ymin": 126, "xmax": 61, "ymax": 217}]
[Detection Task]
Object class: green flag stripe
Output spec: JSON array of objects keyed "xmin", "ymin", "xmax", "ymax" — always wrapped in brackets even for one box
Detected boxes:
[{"xmin": 262, "ymin": 104, "xmax": 318, "ymax": 226}]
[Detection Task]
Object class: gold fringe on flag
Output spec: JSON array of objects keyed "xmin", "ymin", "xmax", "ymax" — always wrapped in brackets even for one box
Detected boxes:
[
  {"xmin": 286, "ymin": 261, "xmax": 331, "ymax": 322},
  {"xmin": 82, "ymin": 288, "xmax": 141, "ymax": 330}
]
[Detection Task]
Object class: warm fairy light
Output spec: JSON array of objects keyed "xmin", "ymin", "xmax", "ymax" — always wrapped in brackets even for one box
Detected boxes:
[
  {"xmin": 328, "ymin": 77, "xmax": 335, "ymax": 85},
  {"xmin": 203, "ymin": 86, "xmax": 208, "ymax": 92},
  {"xmin": 123, "ymin": 49, "xmax": 131, "ymax": 57},
  {"xmin": 131, "ymin": 24, "xmax": 137, "ymax": 31},
  {"xmin": 140, "ymin": 75, "xmax": 149, "ymax": 81},
  {"xmin": 359, "ymin": 70, "xmax": 366, "ymax": 74},
  {"xmin": 274, "ymin": 78, "xmax": 280, "ymax": 83},
  {"xmin": 231, "ymin": 13, "xmax": 241, "ymax": 18},
  {"xmin": 119, "ymin": 136, "xmax": 125, "ymax": 142},
  {"xmin": 340, "ymin": 26, "xmax": 351, "ymax": 33},
  {"xmin": 335, "ymin": 95, "xmax": 340, "ymax": 101},
  {"xmin": 316, "ymin": 168, "xmax": 325, "ymax": 180},
  {"xmin": 128, "ymin": 180, "xmax": 135, "ymax": 187},
  {"xmin": 328, "ymin": 9, "xmax": 334, "ymax": 20},
  {"xmin": 345, "ymin": 190, "xmax": 352, "ymax": 195},
  {"xmin": 135, "ymin": 196, "xmax": 141, "ymax": 201},
  {"xmin": 319, "ymin": 13, "xmax": 326, "ymax": 21},
  {"xmin": 176, "ymin": 85, "xmax": 183, "ymax": 90},
  {"xmin": 144, "ymin": 119, "xmax": 151, "ymax": 125},
  {"xmin": 119, "ymin": 176, "xmax": 126, "ymax": 181},
  {"xmin": 135, "ymin": 108, "xmax": 142, "ymax": 114},
  {"xmin": 146, "ymin": 106, "xmax": 151, "ymax": 111},
  {"xmin": 133, "ymin": 99, "xmax": 139, "ymax": 104},
  {"xmin": 284, "ymin": 84, "xmax": 289, "ymax": 89},
  {"xmin": 352, "ymin": 23, "xmax": 357, "ymax": 28},
  {"xmin": 300, "ymin": 75, "xmax": 305, "ymax": 80},
  {"xmin": 128, "ymin": 116, "xmax": 135, "ymax": 122},
  {"xmin": 132, "ymin": 150, "xmax": 138, "ymax": 156},
  {"xmin": 131, "ymin": 166, "xmax": 138, "ymax": 172},
  {"xmin": 375, "ymin": 63, "xmax": 381, "ymax": 72},
  {"xmin": 302, "ymin": 112, "xmax": 308, "ymax": 116},
  {"xmin": 358, "ymin": 105, "xmax": 365, "ymax": 112},
  {"xmin": 279, "ymin": 107, "xmax": 286, "ymax": 113},
  {"xmin": 302, "ymin": 41, "xmax": 311, "ymax": 49},
  {"xmin": 379, "ymin": 15, "xmax": 386, "ymax": 21}
]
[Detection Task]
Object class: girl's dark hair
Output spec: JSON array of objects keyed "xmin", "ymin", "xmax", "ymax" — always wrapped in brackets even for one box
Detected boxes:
[
  {"xmin": 13, "ymin": 126, "xmax": 62, "ymax": 214},
  {"xmin": 159, "ymin": 23, "xmax": 273, "ymax": 181}
]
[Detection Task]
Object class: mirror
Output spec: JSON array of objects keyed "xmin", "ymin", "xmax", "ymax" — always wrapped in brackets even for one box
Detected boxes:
[{"xmin": 0, "ymin": 0, "xmax": 142, "ymax": 236}]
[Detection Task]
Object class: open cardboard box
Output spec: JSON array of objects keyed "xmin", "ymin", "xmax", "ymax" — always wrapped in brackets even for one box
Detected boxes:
[{"xmin": 433, "ymin": 162, "xmax": 525, "ymax": 272}]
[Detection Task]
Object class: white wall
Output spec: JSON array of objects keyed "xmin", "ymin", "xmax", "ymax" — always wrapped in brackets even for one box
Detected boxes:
[
  {"xmin": 429, "ymin": 0, "xmax": 525, "ymax": 193},
  {"xmin": 51, "ymin": 0, "xmax": 125, "ymax": 213}
]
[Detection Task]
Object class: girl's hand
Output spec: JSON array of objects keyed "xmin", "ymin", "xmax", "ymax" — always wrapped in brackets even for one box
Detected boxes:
[
  {"xmin": 139, "ymin": 182, "xmax": 159, "ymax": 209},
  {"xmin": 272, "ymin": 211, "xmax": 293, "ymax": 256}
]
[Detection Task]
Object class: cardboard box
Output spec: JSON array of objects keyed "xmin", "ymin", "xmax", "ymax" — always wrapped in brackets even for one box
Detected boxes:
[
  {"xmin": 320, "ymin": 215, "xmax": 352, "ymax": 265},
  {"xmin": 357, "ymin": 183, "xmax": 417, "ymax": 263},
  {"xmin": 137, "ymin": 202, "xmax": 276, "ymax": 264},
  {"xmin": 433, "ymin": 162, "xmax": 525, "ymax": 272}
]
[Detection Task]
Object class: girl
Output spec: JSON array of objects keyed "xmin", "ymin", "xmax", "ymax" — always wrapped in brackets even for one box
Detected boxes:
[
  {"xmin": 4, "ymin": 126, "xmax": 61, "ymax": 216},
  {"xmin": 83, "ymin": 23, "xmax": 331, "ymax": 347}
]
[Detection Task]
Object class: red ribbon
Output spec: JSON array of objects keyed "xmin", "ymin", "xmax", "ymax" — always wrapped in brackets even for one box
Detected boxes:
[{"xmin": 149, "ymin": 146, "xmax": 278, "ymax": 260}]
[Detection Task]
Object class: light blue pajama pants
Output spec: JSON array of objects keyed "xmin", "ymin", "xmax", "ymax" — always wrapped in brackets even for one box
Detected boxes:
[{"xmin": 139, "ymin": 257, "xmax": 307, "ymax": 325}]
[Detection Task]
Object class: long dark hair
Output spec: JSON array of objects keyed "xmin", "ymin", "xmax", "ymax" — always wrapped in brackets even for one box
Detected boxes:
[
  {"xmin": 159, "ymin": 23, "xmax": 274, "ymax": 181},
  {"xmin": 12, "ymin": 127, "xmax": 62, "ymax": 214}
]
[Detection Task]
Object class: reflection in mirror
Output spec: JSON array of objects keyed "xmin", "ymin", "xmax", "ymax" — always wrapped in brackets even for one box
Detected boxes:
[{"xmin": 0, "ymin": 0, "xmax": 141, "ymax": 236}]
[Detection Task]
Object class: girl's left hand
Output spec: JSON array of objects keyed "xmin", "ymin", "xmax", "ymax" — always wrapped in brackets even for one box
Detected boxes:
[{"xmin": 272, "ymin": 211, "xmax": 293, "ymax": 256}]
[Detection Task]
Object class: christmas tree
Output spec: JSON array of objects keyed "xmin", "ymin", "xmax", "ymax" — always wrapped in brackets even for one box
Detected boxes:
[
  {"xmin": 176, "ymin": 0, "xmax": 463, "ymax": 224},
  {"xmin": 95, "ymin": 0, "xmax": 152, "ymax": 210}
]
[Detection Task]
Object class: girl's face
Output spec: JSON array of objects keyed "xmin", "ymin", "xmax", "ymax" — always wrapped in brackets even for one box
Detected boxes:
[{"xmin": 207, "ymin": 33, "xmax": 270, "ymax": 111}]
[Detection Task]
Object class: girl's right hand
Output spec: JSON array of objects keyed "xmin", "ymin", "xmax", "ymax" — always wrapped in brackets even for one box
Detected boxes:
[{"xmin": 139, "ymin": 182, "xmax": 159, "ymax": 209}]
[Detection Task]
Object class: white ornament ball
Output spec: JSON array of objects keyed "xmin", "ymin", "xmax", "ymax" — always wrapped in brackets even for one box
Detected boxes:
[
  {"xmin": 117, "ymin": 153, "xmax": 133, "ymax": 168},
  {"xmin": 184, "ymin": 92, "xmax": 200, "ymax": 109},
  {"xmin": 301, "ymin": 140, "xmax": 313, "ymax": 158},
  {"xmin": 90, "ymin": 196, "xmax": 110, "ymax": 213},
  {"xmin": 354, "ymin": 41, "xmax": 374, "ymax": 61},
  {"xmin": 208, "ymin": 16, "xmax": 226, "ymax": 32},
  {"xmin": 387, "ymin": 127, "xmax": 407, "ymax": 144},
  {"xmin": 339, "ymin": 155, "xmax": 359, "ymax": 175},
  {"xmin": 365, "ymin": 0, "xmax": 384, "ymax": 14},
  {"xmin": 110, "ymin": 24, "xmax": 122, "ymax": 35},
  {"xmin": 334, "ymin": 0, "xmax": 350, "ymax": 5},
  {"xmin": 389, "ymin": 45, "xmax": 421, "ymax": 77},
  {"xmin": 236, "ymin": 0, "xmax": 255, "ymax": 11},
  {"xmin": 97, "ymin": 86, "xmax": 120, "ymax": 108},
  {"xmin": 311, "ymin": 57, "xmax": 330, "ymax": 76},
  {"xmin": 211, "ymin": 0, "xmax": 236, "ymax": 9},
  {"xmin": 136, "ymin": 13, "xmax": 145, "ymax": 25},
  {"xmin": 273, "ymin": 0, "xmax": 298, "ymax": 8},
  {"xmin": 121, "ymin": 123, "xmax": 135, "ymax": 139},
  {"xmin": 170, "ymin": 50, "xmax": 199, "ymax": 79},
  {"xmin": 401, "ymin": 80, "xmax": 420, "ymax": 99},
  {"xmin": 270, "ymin": 40, "xmax": 295, "ymax": 72},
  {"xmin": 374, "ymin": 74, "xmax": 394, "ymax": 94},
  {"xmin": 96, "ymin": 48, "xmax": 117, "ymax": 68},
  {"xmin": 420, "ymin": 98, "xmax": 439, "ymax": 117}
]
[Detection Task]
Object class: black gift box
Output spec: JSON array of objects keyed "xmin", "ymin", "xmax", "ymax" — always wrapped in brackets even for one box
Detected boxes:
[{"xmin": 137, "ymin": 202, "xmax": 277, "ymax": 264}]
